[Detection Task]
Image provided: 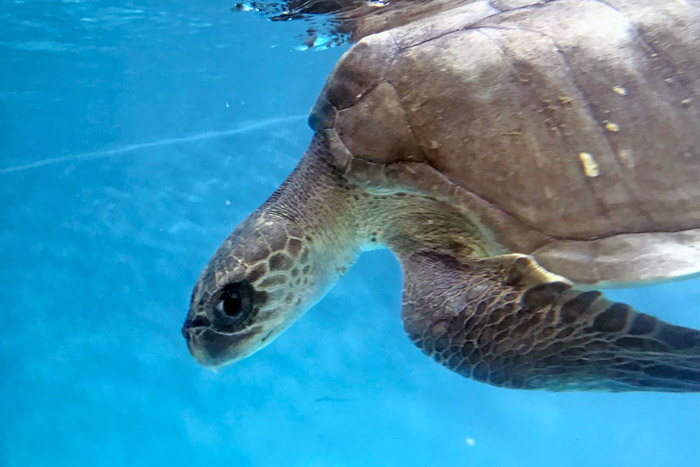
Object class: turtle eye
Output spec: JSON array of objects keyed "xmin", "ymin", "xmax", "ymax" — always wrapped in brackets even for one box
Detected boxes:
[
  {"xmin": 217, "ymin": 289, "xmax": 242, "ymax": 317},
  {"xmin": 212, "ymin": 282, "xmax": 254, "ymax": 326}
]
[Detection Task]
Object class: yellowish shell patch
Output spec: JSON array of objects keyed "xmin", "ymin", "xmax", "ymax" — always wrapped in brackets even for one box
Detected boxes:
[{"xmin": 578, "ymin": 152, "xmax": 600, "ymax": 177}]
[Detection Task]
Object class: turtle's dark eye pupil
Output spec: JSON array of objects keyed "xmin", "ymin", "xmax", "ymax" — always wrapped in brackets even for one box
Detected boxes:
[
  {"xmin": 212, "ymin": 281, "xmax": 257, "ymax": 326},
  {"xmin": 222, "ymin": 290, "xmax": 242, "ymax": 317}
]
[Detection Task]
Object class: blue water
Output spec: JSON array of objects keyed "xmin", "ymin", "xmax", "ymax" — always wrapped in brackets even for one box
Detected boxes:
[{"xmin": 1, "ymin": 2, "xmax": 698, "ymax": 466}]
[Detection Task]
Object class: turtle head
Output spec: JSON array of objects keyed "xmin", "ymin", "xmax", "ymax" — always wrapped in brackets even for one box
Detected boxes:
[{"xmin": 182, "ymin": 210, "xmax": 333, "ymax": 369}]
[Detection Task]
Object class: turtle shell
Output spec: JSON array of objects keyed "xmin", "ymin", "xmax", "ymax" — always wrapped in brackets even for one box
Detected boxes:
[{"xmin": 309, "ymin": 0, "xmax": 700, "ymax": 285}]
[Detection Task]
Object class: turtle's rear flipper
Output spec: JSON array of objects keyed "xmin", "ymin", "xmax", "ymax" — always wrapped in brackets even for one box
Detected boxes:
[{"xmin": 401, "ymin": 252, "xmax": 700, "ymax": 392}]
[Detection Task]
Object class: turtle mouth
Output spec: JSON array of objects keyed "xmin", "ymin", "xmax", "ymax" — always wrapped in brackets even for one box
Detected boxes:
[
  {"xmin": 182, "ymin": 325, "xmax": 253, "ymax": 369},
  {"xmin": 182, "ymin": 321, "xmax": 277, "ymax": 369}
]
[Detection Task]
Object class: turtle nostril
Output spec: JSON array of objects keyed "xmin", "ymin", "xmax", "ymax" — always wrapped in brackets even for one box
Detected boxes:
[
  {"xmin": 182, "ymin": 316, "xmax": 211, "ymax": 340},
  {"xmin": 189, "ymin": 316, "xmax": 211, "ymax": 328}
]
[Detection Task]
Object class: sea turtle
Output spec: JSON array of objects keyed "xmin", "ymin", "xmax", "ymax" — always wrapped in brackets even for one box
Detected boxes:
[{"xmin": 182, "ymin": 0, "xmax": 700, "ymax": 391}]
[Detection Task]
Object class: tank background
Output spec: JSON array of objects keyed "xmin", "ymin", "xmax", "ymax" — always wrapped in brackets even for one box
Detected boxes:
[{"xmin": 0, "ymin": 1, "xmax": 698, "ymax": 466}]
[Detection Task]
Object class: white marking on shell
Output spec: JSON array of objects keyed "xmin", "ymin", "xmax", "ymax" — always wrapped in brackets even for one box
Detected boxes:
[
  {"xmin": 604, "ymin": 121, "xmax": 620, "ymax": 132},
  {"xmin": 578, "ymin": 152, "xmax": 600, "ymax": 177},
  {"xmin": 617, "ymin": 149, "xmax": 634, "ymax": 169},
  {"xmin": 544, "ymin": 185, "xmax": 554, "ymax": 199},
  {"xmin": 558, "ymin": 95, "xmax": 573, "ymax": 105},
  {"xmin": 612, "ymin": 85, "xmax": 627, "ymax": 96}
]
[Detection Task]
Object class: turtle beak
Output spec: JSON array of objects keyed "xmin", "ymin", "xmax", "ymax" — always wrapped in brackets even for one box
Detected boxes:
[{"xmin": 181, "ymin": 321, "xmax": 251, "ymax": 370}]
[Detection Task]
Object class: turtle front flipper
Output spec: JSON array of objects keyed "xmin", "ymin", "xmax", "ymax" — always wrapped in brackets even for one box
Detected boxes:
[{"xmin": 401, "ymin": 252, "xmax": 700, "ymax": 392}]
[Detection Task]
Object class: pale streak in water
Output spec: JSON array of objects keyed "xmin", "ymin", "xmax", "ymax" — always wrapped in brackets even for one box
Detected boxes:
[{"xmin": 0, "ymin": 114, "xmax": 307, "ymax": 174}]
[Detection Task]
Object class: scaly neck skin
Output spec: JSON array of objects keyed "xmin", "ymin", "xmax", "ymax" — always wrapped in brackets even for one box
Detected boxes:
[
  {"xmin": 263, "ymin": 136, "xmax": 498, "ymax": 272},
  {"xmin": 182, "ymin": 136, "xmax": 501, "ymax": 369}
]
